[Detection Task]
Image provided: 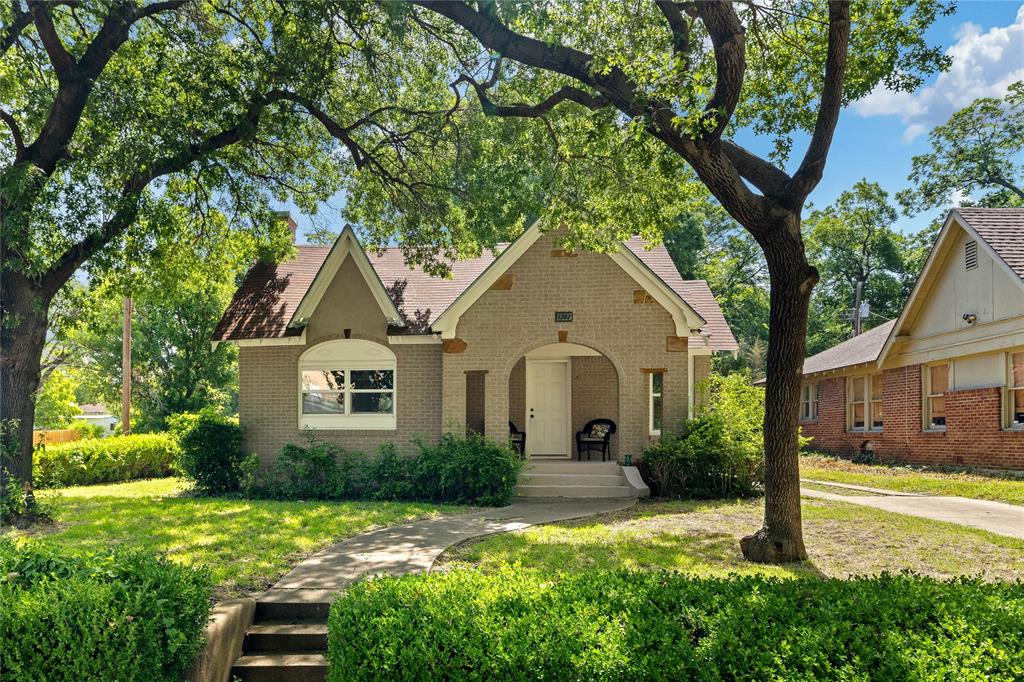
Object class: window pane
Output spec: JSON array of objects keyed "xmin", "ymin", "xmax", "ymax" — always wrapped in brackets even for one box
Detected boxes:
[
  {"xmin": 351, "ymin": 392, "xmax": 394, "ymax": 414},
  {"xmin": 930, "ymin": 365, "xmax": 948, "ymax": 394},
  {"xmin": 350, "ymin": 369, "xmax": 393, "ymax": 390},
  {"xmin": 871, "ymin": 400, "xmax": 884, "ymax": 429},
  {"xmin": 303, "ymin": 391, "xmax": 344, "ymax": 414},
  {"xmin": 930, "ymin": 396, "xmax": 946, "ymax": 426},
  {"xmin": 871, "ymin": 375, "xmax": 883, "ymax": 401},
  {"xmin": 852, "ymin": 377, "xmax": 865, "ymax": 401},
  {"xmin": 652, "ymin": 395, "xmax": 663, "ymax": 431},
  {"xmin": 1013, "ymin": 388, "xmax": 1024, "ymax": 424},
  {"xmin": 1013, "ymin": 353, "xmax": 1024, "ymax": 388},
  {"xmin": 303, "ymin": 370, "xmax": 345, "ymax": 391},
  {"xmin": 652, "ymin": 372, "xmax": 663, "ymax": 394},
  {"xmin": 852, "ymin": 403, "xmax": 865, "ymax": 428}
]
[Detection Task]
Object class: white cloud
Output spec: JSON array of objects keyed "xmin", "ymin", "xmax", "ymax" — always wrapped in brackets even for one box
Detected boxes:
[{"xmin": 853, "ymin": 5, "xmax": 1024, "ymax": 142}]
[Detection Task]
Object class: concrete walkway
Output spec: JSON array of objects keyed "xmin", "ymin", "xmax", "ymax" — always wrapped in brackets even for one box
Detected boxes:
[
  {"xmin": 271, "ymin": 497, "xmax": 634, "ymax": 591},
  {"xmin": 801, "ymin": 482, "xmax": 1024, "ymax": 539}
]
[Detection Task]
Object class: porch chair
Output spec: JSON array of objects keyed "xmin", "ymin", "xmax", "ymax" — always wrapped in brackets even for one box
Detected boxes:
[
  {"xmin": 508, "ymin": 421, "xmax": 526, "ymax": 458},
  {"xmin": 576, "ymin": 418, "xmax": 616, "ymax": 461}
]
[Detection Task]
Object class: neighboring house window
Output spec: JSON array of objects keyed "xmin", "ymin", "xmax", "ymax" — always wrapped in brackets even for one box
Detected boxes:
[
  {"xmin": 925, "ymin": 363, "xmax": 949, "ymax": 429},
  {"xmin": 1009, "ymin": 351, "xmax": 1024, "ymax": 428},
  {"xmin": 848, "ymin": 374, "xmax": 882, "ymax": 431},
  {"xmin": 800, "ymin": 383, "xmax": 818, "ymax": 421},
  {"xmin": 299, "ymin": 340, "xmax": 396, "ymax": 430},
  {"xmin": 649, "ymin": 372, "xmax": 664, "ymax": 436}
]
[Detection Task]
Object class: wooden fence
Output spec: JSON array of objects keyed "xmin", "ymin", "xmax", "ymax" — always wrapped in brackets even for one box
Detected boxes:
[{"xmin": 32, "ymin": 429, "xmax": 81, "ymax": 447}]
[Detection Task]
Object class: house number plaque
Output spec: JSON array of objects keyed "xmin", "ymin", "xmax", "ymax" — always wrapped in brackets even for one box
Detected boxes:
[{"xmin": 554, "ymin": 311, "xmax": 573, "ymax": 322}]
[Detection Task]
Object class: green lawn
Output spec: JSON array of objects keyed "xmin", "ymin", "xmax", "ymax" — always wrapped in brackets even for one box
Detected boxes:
[
  {"xmin": 439, "ymin": 497, "xmax": 1024, "ymax": 582},
  {"xmin": 800, "ymin": 453, "xmax": 1024, "ymax": 505},
  {"xmin": 9, "ymin": 478, "xmax": 457, "ymax": 599}
]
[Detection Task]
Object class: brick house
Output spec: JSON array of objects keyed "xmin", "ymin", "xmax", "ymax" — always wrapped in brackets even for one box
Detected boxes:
[
  {"xmin": 213, "ymin": 219, "xmax": 737, "ymax": 494},
  {"xmin": 798, "ymin": 208, "xmax": 1024, "ymax": 470}
]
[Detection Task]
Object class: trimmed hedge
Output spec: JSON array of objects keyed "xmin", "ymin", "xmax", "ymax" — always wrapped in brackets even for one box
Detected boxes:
[
  {"xmin": 0, "ymin": 538, "xmax": 212, "ymax": 681},
  {"xmin": 328, "ymin": 569, "xmax": 1024, "ymax": 681},
  {"xmin": 169, "ymin": 411, "xmax": 244, "ymax": 494},
  {"xmin": 33, "ymin": 434, "xmax": 179, "ymax": 488}
]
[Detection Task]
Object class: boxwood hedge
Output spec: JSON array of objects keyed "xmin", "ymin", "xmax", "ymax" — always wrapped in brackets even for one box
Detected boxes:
[
  {"xmin": 0, "ymin": 538, "xmax": 212, "ymax": 681},
  {"xmin": 328, "ymin": 568, "xmax": 1024, "ymax": 681},
  {"xmin": 33, "ymin": 434, "xmax": 179, "ymax": 488}
]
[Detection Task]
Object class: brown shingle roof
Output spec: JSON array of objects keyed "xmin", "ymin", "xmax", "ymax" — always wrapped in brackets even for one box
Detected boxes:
[
  {"xmin": 801, "ymin": 319, "xmax": 895, "ymax": 376},
  {"xmin": 953, "ymin": 208, "xmax": 1024, "ymax": 282},
  {"xmin": 215, "ymin": 238, "xmax": 738, "ymax": 351}
]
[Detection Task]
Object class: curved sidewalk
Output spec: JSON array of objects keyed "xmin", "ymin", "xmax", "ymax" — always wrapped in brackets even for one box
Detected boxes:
[{"xmin": 271, "ymin": 497, "xmax": 634, "ymax": 591}]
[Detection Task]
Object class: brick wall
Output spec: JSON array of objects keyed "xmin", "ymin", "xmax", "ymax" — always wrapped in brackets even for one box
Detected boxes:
[
  {"xmin": 441, "ymin": 230, "xmax": 689, "ymax": 458},
  {"xmin": 801, "ymin": 363, "xmax": 1024, "ymax": 469},
  {"xmin": 571, "ymin": 355, "xmax": 619, "ymax": 459}
]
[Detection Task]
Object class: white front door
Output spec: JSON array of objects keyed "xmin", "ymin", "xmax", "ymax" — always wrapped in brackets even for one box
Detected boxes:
[{"xmin": 526, "ymin": 360, "xmax": 570, "ymax": 456}]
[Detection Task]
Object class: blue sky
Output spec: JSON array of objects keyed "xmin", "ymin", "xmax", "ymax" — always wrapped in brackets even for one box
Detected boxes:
[{"xmin": 291, "ymin": 2, "xmax": 1024, "ymax": 241}]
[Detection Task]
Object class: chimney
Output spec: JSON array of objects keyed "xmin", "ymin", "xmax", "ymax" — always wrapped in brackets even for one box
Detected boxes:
[{"xmin": 274, "ymin": 210, "xmax": 298, "ymax": 243}]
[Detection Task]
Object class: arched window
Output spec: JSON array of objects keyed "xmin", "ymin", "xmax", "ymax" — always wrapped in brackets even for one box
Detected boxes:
[{"xmin": 298, "ymin": 340, "xmax": 396, "ymax": 429}]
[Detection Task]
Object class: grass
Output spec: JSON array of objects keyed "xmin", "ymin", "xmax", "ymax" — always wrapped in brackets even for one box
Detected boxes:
[
  {"xmin": 438, "ymin": 497, "xmax": 1024, "ymax": 582},
  {"xmin": 800, "ymin": 453, "xmax": 1024, "ymax": 505},
  {"xmin": 8, "ymin": 478, "xmax": 458, "ymax": 599}
]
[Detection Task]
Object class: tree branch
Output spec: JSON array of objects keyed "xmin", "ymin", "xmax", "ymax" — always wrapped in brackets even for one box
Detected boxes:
[
  {"xmin": 454, "ymin": 72, "xmax": 609, "ymax": 118},
  {"xmin": 694, "ymin": 1, "xmax": 746, "ymax": 140},
  {"xmin": 721, "ymin": 141, "xmax": 791, "ymax": 198},
  {"xmin": 984, "ymin": 175, "xmax": 1024, "ymax": 201},
  {"xmin": 654, "ymin": 0, "xmax": 690, "ymax": 62},
  {"xmin": 0, "ymin": 107, "xmax": 24, "ymax": 159},
  {"xmin": 27, "ymin": 1, "xmax": 74, "ymax": 78},
  {"xmin": 787, "ymin": 0, "xmax": 850, "ymax": 205},
  {"xmin": 1, "ymin": 1, "xmax": 33, "ymax": 55}
]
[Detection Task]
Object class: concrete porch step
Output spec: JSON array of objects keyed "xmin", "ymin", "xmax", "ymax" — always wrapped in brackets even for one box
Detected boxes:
[
  {"xmin": 231, "ymin": 653, "xmax": 327, "ymax": 682},
  {"xmin": 519, "ymin": 473, "xmax": 627, "ymax": 487},
  {"xmin": 515, "ymin": 483, "xmax": 636, "ymax": 498},
  {"xmin": 255, "ymin": 589, "xmax": 334, "ymax": 622},
  {"xmin": 245, "ymin": 622, "xmax": 328, "ymax": 653},
  {"xmin": 524, "ymin": 461, "xmax": 620, "ymax": 474}
]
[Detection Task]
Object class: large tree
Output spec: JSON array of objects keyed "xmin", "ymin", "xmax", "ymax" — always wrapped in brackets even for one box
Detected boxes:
[
  {"xmin": 899, "ymin": 81, "xmax": 1024, "ymax": 214},
  {"xmin": 395, "ymin": 0, "xmax": 951, "ymax": 562},
  {"xmin": 0, "ymin": 1, "xmax": 536, "ymax": 484}
]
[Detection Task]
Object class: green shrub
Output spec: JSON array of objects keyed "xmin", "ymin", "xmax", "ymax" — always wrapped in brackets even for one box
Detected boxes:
[
  {"xmin": 33, "ymin": 434, "xmax": 179, "ymax": 488},
  {"xmin": 246, "ymin": 433, "xmax": 521, "ymax": 506},
  {"xmin": 641, "ymin": 372, "xmax": 766, "ymax": 498},
  {"xmin": 415, "ymin": 433, "xmax": 522, "ymax": 506},
  {"xmin": 327, "ymin": 568, "xmax": 1024, "ymax": 681},
  {"xmin": 169, "ymin": 410, "xmax": 243, "ymax": 494},
  {"xmin": 69, "ymin": 420, "xmax": 106, "ymax": 439},
  {"xmin": 0, "ymin": 538, "xmax": 212, "ymax": 681}
]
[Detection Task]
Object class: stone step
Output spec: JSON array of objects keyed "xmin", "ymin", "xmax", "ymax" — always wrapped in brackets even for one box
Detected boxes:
[
  {"xmin": 524, "ymin": 461, "xmax": 620, "ymax": 474},
  {"xmin": 519, "ymin": 473, "xmax": 627, "ymax": 487},
  {"xmin": 255, "ymin": 589, "xmax": 334, "ymax": 622},
  {"xmin": 245, "ymin": 622, "xmax": 328, "ymax": 654},
  {"xmin": 515, "ymin": 484, "xmax": 637, "ymax": 498},
  {"xmin": 231, "ymin": 653, "xmax": 327, "ymax": 682}
]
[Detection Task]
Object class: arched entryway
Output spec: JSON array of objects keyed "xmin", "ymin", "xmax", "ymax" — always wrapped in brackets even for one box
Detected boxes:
[{"xmin": 507, "ymin": 342, "xmax": 620, "ymax": 460}]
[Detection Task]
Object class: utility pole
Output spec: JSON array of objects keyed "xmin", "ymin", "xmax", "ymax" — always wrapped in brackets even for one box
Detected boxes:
[
  {"xmin": 852, "ymin": 280, "xmax": 863, "ymax": 336},
  {"xmin": 121, "ymin": 296, "xmax": 132, "ymax": 434}
]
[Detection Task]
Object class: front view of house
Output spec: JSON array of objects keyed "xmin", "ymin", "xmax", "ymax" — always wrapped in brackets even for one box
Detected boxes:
[{"xmin": 214, "ymin": 220, "xmax": 736, "ymax": 470}]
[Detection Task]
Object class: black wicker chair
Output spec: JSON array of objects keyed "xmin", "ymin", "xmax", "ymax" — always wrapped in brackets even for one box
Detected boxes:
[
  {"xmin": 576, "ymin": 418, "xmax": 616, "ymax": 461},
  {"xmin": 509, "ymin": 421, "xmax": 526, "ymax": 458}
]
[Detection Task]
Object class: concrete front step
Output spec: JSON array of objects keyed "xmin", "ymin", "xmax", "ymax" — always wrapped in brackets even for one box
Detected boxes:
[
  {"xmin": 524, "ymin": 461, "xmax": 620, "ymax": 474},
  {"xmin": 520, "ymin": 473, "xmax": 627, "ymax": 487},
  {"xmin": 515, "ymin": 484, "xmax": 636, "ymax": 498},
  {"xmin": 255, "ymin": 589, "xmax": 334, "ymax": 622},
  {"xmin": 231, "ymin": 653, "xmax": 327, "ymax": 682},
  {"xmin": 245, "ymin": 622, "xmax": 328, "ymax": 654}
]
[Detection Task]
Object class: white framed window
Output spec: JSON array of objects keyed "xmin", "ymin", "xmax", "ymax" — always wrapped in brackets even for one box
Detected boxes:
[
  {"xmin": 1007, "ymin": 351, "xmax": 1024, "ymax": 429},
  {"xmin": 298, "ymin": 340, "xmax": 396, "ymax": 430},
  {"xmin": 649, "ymin": 371, "xmax": 664, "ymax": 436},
  {"xmin": 800, "ymin": 383, "xmax": 818, "ymax": 422},
  {"xmin": 847, "ymin": 374, "xmax": 883, "ymax": 431},
  {"xmin": 924, "ymin": 363, "xmax": 949, "ymax": 430}
]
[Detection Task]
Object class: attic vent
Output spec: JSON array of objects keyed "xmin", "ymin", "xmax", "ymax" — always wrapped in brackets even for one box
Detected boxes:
[{"xmin": 965, "ymin": 240, "xmax": 978, "ymax": 270}]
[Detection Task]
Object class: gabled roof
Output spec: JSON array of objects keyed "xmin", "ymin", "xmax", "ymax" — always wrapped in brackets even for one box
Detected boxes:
[
  {"xmin": 215, "ymin": 226, "xmax": 739, "ymax": 351},
  {"xmin": 798, "ymin": 207, "xmax": 1024, "ymax": 377}
]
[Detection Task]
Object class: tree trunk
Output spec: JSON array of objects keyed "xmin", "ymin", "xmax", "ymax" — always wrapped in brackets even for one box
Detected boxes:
[
  {"xmin": 741, "ymin": 216, "xmax": 817, "ymax": 563},
  {"xmin": 0, "ymin": 272, "xmax": 50, "ymax": 484}
]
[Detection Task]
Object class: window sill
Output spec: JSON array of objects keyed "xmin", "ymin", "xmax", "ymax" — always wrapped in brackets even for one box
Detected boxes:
[
  {"xmin": 1003, "ymin": 425, "xmax": 1024, "ymax": 433},
  {"xmin": 799, "ymin": 419, "xmax": 818, "ymax": 425},
  {"xmin": 921, "ymin": 427, "xmax": 947, "ymax": 434},
  {"xmin": 300, "ymin": 415, "xmax": 397, "ymax": 430},
  {"xmin": 846, "ymin": 428, "xmax": 883, "ymax": 434}
]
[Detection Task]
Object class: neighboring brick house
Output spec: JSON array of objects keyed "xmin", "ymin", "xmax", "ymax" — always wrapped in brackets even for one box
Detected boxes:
[
  {"xmin": 798, "ymin": 208, "xmax": 1024, "ymax": 470},
  {"xmin": 213, "ymin": 219, "xmax": 737, "ymax": 465}
]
